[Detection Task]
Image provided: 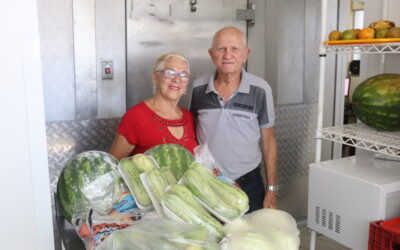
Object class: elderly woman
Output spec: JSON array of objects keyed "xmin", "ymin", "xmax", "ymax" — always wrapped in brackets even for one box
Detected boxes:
[{"xmin": 109, "ymin": 52, "xmax": 198, "ymax": 160}]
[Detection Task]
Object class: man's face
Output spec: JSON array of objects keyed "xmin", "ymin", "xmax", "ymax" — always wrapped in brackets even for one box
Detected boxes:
[{"xmin": 209, "ymin": 29, "xmax": 250, "ymax": 75}]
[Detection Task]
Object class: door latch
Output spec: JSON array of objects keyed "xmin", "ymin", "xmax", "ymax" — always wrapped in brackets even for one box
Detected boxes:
[
  {"xmin": 190, "ymin": 0, "xmax": 197, "ymax": 12},
  {"xmin": 236, "ymin": 2, "xmax": 255, "ymax": 25}
]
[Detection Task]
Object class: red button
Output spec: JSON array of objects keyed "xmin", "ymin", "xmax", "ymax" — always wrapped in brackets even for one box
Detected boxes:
[{"xmin": 105, "ymin": 68, "xmax": 110, "ymax": 74}]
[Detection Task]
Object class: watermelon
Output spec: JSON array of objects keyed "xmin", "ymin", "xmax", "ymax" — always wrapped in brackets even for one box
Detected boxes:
[
  {"xmin": 56, "ymin": 151, "xmax": 119, "ymax": 223},
  {"xmin": 352, "ymin": 74, "xmax": 400, "ymax": 131},
  {"xmin": 145, "ymin": 143, "xmax": 194, "ymax": 180}
]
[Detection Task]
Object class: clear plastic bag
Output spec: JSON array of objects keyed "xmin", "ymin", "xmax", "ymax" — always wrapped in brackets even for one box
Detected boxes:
[
  {"xmin": 72, "ymin": 192, "xmax": 144, "ymax": 250},
  {"xmin": 95, "ymin": 218, "xmax": 219, "ymax": 250},
  {"xmin": 83, "ymin": 170, "xmax": 123, "ymax": 215},
  {"xmin": 194, "ymin": 143, "xmax": 239, "ymax": 186}
]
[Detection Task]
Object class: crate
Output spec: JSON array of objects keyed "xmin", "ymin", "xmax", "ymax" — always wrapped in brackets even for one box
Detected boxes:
[{"xmin": 369, "ymin": 218, "xmax": 400, "ymax": 250}]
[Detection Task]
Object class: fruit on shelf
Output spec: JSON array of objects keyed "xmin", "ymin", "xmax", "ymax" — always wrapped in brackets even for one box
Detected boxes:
[
  {"xmin": 326, "ymin": 19, "xmax": 398, "ymax": 41},
  {"xmin": 369, "ymin": 20, "xmax": 395, "ymax": 30},
  {"xmin": 328, "ymin": 30, "xmax": 342, "ymax": 41},
  {"xmin": 352, "ymin": 74, "xmax": 400, "ymax": 131},
  {"xmin": 386, "ymin": 27, "xmax": 400, "ymax": 38},
  {"xmin": 358, "ymin": 28, "xmax": 375, "ymax": 39},
  {"xmin": 375, "ymin": 28, "xmax": 389, "ymax": 38},
  {"xmin": 341, "ymin": 29, "xmax": 357, "ymax": 40}
]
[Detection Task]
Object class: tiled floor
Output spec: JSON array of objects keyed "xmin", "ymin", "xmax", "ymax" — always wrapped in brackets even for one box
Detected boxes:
[{"xmin": 299, "ymin": 225, "xmax": 351, "ymax": 250}]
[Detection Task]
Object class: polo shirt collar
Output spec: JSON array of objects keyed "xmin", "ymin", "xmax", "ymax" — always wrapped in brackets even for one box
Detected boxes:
[{"xmin": 205, "ymin": 68, "xmax": 251, "ymax": 94}]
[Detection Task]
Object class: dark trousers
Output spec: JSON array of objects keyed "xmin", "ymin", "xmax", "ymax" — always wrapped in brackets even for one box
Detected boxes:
[{"xmin": 235, "ymin": 166, "xmax": 265, "ymax": 213}]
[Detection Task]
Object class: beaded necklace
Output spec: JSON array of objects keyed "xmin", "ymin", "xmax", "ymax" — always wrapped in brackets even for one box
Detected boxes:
[{"xmin": 151, "ymin": 113, "xmax": 186, "ymax": 127}]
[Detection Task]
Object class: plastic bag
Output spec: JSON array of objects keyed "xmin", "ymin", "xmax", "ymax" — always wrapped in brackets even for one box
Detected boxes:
[
  {"xmin": 194, "ymin": 143, "xmax": 239, "ymax": 186},
  {"xmin": 221, "ymin": 208, "xmax": 300, "ymax": 250},
  {"xmin": 83, "ymin": 170, "xmax": 123, "ymax": 215},
  {"xmin": 73, "ymin": 192, "xmax": 144, "ymax": 250},
  {"xmin": 95, "ymin": 217, "xmax": 219, "ymax": 250}
]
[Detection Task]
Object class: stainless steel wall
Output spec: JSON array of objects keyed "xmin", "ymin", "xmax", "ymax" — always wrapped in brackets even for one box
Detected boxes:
[{"xmin": 37, "ymin": 0, "xmax": 126, "ymax": 121}]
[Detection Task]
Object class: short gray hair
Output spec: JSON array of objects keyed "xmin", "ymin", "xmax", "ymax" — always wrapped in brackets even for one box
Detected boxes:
[
  {"xmin": 152, "ymin": 52, "xmax": 190, "ymax": 73},
  {"xmin": 211, "ymin": 26, "xmax": 247, "ymax": 49}
]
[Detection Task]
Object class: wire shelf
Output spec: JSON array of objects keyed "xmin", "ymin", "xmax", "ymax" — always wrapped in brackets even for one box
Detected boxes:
[
  {"xmin": 320, "ymin": 123, "xmax": 400, "ymax": 158},
  {"xmin": 325, "ymin": 43, "xmax": 400, "ymax": 54}
]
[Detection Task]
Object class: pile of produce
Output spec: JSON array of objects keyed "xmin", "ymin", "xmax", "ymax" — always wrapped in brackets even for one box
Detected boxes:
[
  {"xmin": 352, "ymin": 74, "xmax": 400, "ymax": 131},
  {"xmin": 328, "ymin": 20, "xmax": 400, "ymax": 41},
  {"xmin": 57, "ymin": 144, "xmax": 299, "ymax": 249}
]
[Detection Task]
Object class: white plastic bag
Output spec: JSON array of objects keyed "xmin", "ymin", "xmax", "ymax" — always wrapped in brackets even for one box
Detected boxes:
[
  {"xmin": 221, "ymin": 208, "xmax": 300, "ymax": 250},
  {"xmin": 95, "ymin": 218, "xmax": 219, "ymax": 250}
]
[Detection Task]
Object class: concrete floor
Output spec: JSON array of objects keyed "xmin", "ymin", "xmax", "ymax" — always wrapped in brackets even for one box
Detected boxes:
[{"xmin": 299, "ymin": 225, "xmax": 351, "ymax": 250}]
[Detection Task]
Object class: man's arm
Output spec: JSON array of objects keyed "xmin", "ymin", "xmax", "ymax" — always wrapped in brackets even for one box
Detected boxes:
[{"xmin": 261, "ymin": 126, "xmax": 278, "ymax": 208}]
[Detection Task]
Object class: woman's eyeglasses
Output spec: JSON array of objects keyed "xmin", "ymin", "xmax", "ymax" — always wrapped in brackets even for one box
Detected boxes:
[{"xmin": 157, "ymin": 69, "xmax": 190, "ymax": 82}]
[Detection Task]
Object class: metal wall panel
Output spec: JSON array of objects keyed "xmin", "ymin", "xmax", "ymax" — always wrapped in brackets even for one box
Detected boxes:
[
  {"xmin": 126, "ymin": 0, "xmax": 247, "ymax": 109},
  {"xmin": 274, "ymin": 103, "xmax": 317, "ymax": 219},
  {"xmin": 73, "ymin": 0, "xmax": 98, "ymax": 120},
  {"xmin": 37, "ymin": 0, "xmax": 76, "ymax": 121},
  {"xmin": 96, "ymin": 0, "xmax": 127, "ymax": 119},
  {"xmin": 265, "ymin": 0, "xmax": 305, "ymax": 105}
]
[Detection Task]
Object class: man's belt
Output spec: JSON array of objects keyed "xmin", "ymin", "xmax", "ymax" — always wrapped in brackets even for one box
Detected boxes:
[{"xmin": 235, "ymin": 166, "xmax": 261, "ymax": 187}]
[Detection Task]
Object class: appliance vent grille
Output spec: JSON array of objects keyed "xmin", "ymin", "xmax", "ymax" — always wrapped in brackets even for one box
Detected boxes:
[
  {"xmin": 321, "ymin": 209, "xmax": 327, "ymax": 227},
  {"xmin": 335, "ymin": 215, "xmax": 341, "ymax": 233},
  {"xmin": 314, "ymin": 206, "xmax": 341, "ymax": 234},
  {"xmin": 315, "ymin": 206, "xmax": 320, "ymax": 224},
  {"xmin": 328, "ymin": 212, "xmax": 333, "ymax": 230}
]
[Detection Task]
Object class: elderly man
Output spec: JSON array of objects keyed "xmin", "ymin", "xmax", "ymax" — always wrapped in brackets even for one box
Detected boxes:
[{"xmin": 190, "ymin": 26, "xmax": 278, "ymax": 212}]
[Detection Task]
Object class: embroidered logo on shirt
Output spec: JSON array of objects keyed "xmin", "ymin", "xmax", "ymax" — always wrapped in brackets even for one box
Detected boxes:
[{"xmin": 232, "ymin": 113, "xmax": 251, "ymax": 119}]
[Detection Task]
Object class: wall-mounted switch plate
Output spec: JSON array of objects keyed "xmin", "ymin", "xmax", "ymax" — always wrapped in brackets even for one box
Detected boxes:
[{"xmin": 101, "ymin": 61, "xmax": 113, "ymax": 79}]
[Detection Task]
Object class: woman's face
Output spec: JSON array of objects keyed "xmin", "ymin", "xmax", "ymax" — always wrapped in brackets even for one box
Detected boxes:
[{"xmin": 152, "ymin": 56, "xmax": 190, "ymax": 102}]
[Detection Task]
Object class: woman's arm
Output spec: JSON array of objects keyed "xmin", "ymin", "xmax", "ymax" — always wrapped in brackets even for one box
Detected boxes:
[{"xmin": 109, "ymin": 132, "xmax": 135, "ymax": 160}]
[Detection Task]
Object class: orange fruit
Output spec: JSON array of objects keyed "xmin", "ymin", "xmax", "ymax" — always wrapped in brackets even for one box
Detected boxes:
[
  {"xmin": 358, "ymin": 28, "xmax": 375, "ymax": 39},
  {"xmin": 328, "ymin": 30, "xmax": 342, "ymax": 41}
]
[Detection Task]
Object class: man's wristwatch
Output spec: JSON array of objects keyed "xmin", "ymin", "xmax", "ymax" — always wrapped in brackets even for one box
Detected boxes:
[{"xmin": 266, "ymin": 185, "xmax": 279, "ymax": 195}]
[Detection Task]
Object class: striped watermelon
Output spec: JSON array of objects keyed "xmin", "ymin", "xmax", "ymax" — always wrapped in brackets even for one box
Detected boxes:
[
  {"xmin": 352, "ymin": 74, "xmax": 400, "ymax": 131},
  {"xmin": 56, "ymin": 151, "xmax": 119, "ymax": 223},
  {"xmin": 145, "ymin": 144, "xmax": 194, "ymax": 180}
]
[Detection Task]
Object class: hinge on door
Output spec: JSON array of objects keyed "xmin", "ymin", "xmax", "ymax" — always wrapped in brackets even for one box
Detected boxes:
[{"xmin": 236, "ymin": 2, "xmax": 255, "ymax": 25}]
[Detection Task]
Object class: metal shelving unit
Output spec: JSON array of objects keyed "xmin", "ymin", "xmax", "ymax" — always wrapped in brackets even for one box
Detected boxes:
[
  {"xmin": 308, "ymin": 1, "xmax": 400, "ymax": 250},
  {"xmin": 325, "ymin": 42, "xmax": 400, "ymax": 54},
  {"xmin": 320, "ymin": 124, "xmax": 400, "ymax": 157}
]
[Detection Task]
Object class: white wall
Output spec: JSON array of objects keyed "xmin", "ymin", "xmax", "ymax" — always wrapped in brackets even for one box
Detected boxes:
[{"xmin": 0, "ymin": 1, "xmax": 54, "ymax": 250}]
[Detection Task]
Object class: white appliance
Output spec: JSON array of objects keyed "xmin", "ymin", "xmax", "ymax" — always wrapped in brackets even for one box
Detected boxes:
[{"xmin": 307, "ymin": 155, "xmax": 400, "ymax": 250}]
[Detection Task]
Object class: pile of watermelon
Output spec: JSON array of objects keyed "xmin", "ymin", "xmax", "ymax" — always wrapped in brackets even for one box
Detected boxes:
[
  {"xmin": 352, "ymin": 74, "xmax": 400, "ymax": 131},
  {"xmin": 57, "ymin": 144, "xmax": 194, "ymax": 223}
]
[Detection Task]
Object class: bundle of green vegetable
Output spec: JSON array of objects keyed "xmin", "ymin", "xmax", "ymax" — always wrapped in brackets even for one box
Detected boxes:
[
  {"xmin": 161, "ymin": 184, "xmax": 225, "ymax": 242},
  {"xmin": 118, "ymin": 154, "xmax": 157, "ymax": 209},
  {"xmin": 96, "ymin": 217, "xmax": 219, "ymax": 250},
  {"xmin": 182, "ymin": 162, "xmax": 249, "ymax": 222},
  {"xmin": 141, "ymin": 168, "xmax": 170, "ymax": 216}
]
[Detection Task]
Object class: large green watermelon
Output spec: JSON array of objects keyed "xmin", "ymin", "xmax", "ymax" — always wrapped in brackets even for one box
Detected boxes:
[
  {"xmin": 56, "ymin": 151, "xmax": 119, "ymax": 223},
  {"xmin": 352, "ymin": 74, "xmax": 400, "ymax": 131},
  {"xmin": 145, "ymin": 144, "xmax": 194, "ymax": 180}
]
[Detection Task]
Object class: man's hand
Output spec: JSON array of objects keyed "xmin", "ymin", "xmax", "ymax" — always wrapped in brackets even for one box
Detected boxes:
[{"xmin": 263, "ymin": 190, "xmax": 277, "ymax": 208}]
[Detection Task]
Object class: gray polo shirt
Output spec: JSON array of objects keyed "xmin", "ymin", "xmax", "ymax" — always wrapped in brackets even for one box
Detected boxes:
[{"xmin": 190, "ymin": 69, "xmax": 275, "ymax": 180}]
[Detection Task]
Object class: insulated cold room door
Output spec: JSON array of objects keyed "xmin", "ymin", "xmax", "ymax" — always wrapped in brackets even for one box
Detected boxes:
[{"xmin": 126, "ymin": 0, "xmax": 248, "ymax": 109}]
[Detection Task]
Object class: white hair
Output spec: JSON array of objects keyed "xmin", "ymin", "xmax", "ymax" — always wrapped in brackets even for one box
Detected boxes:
[{"xmin": 152, "ymin": 52, "xmax": 190, "ymax": 73}]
